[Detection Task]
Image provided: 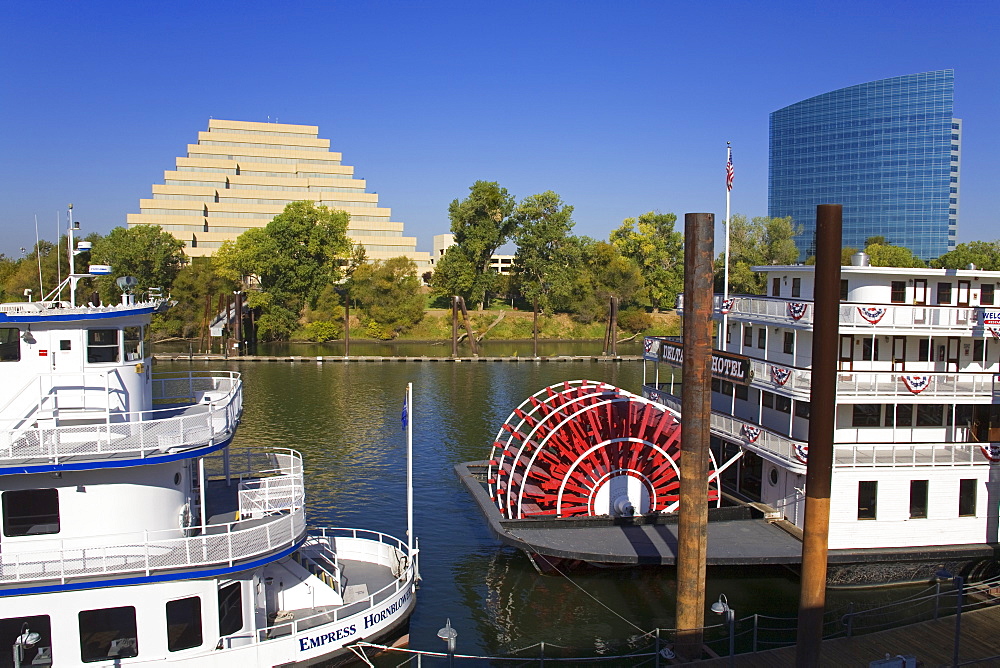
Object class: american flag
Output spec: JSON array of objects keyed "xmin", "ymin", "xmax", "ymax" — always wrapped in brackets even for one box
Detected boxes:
[{"xmin": 726, "ymin": 147, "xmax": 734, "ymax": 192}]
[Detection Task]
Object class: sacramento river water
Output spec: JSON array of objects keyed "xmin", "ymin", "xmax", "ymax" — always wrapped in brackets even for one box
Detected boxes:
[{"xmin": 159, "ymin": 346, "xmax": 918, "ymax": 664}]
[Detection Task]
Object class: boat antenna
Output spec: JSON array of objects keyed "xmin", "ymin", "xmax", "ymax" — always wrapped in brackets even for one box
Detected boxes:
[
  {"xmin": 56, "ymin": 211, "xmax": 62, "ymax": 300},
  {"xmin": 33, "ymin": 215, "xmax": 44, "ymax": 299}
]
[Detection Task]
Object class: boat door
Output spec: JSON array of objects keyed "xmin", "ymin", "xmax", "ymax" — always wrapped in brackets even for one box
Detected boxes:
[
  {"xmin": 947, "ymin": 337, "xmax": 960, "ymax": 372},
  {"xmin": 892, "ymin": 337, "xmax": 906, "ymax": 371},
  {"xmin": 839, "ymin": 335, "xmax": 854, "ymax": 371},
  {"xmin": 914, "ymin": 279, "xmax": 927, "ymax": 304},
  {"xmin": 958, "ymin": 281, "xmax": 971, "ymax": 307}
]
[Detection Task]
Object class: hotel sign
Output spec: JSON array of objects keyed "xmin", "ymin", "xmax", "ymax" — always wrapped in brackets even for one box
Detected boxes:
[
  {"xmin": 981, "ymin": 310, "xmax": 1000, "ymax": 326},
  {"xmin": 656, "ymin": 339, "xmax": 752, "ymax": 385}
]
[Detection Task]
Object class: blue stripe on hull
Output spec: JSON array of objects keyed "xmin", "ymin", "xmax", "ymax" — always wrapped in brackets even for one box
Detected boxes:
[{"xmin": 0, "ymin": 432, "xmax": 236, "ymax": 475}]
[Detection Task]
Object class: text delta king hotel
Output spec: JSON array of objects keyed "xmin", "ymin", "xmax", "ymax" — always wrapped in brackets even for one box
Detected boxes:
[{"xmin": 298, "ymin": 589, "xmax": 413, "ymax": 652}]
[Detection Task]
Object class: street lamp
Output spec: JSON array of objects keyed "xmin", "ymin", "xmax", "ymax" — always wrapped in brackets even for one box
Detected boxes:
[
  {"xmin": 936, "ymin": 569, "xmax": 964, "ymax": 668},
  {"xmin": 437, "ymin": 618, "xmax": 458, "ymax": 667},
  {"xmin": 710, "ymin": 594, "xmax": 735, "ymax": 667},
  {"xmin": 12, "ymin": 623, "xmax": 40, "ymax": 668}
]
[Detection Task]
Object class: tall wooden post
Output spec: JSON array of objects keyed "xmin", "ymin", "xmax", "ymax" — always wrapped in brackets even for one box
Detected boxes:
[
  {"xmin": 675, "ymin": 212, "xmax": 714, "ymax": 660},
  {"xmin": 451, "ymin": 296, "xmax": 459, "ymax": 358},
  {"xmin": 795, "ymin": 204, "xmax": 842, "ymax": 666},
  {"xmin": 533, "ymin": 298, "xmax": 539, "ymax": 358}
]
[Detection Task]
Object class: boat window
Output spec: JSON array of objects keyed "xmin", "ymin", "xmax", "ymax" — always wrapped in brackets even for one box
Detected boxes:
[
  {"xmin": 852, "ymin": 404, "xmax": 881, "ymax": 427},
  {"xmin": 0, "ymin": 327, "xmax": 20, "ymax": 362},
  {"xmin": 124, "ymin": 327, "xmax": 142, "ymax": 361},
  {"xmin": 775, "ymin": 395, "xmax": 792, "ymax": 414},
  {"xmin": 791, "ymin": 277, "xmax": 801, "ymax": 298},
  {"xmin": 743, "ymin": 327, "xmax": 752, "ymax": 347},
  {"xmin": 973, "ymin": 340, "xmax": 985, "ymax": 362},
  {"xmin": 772, "ymin": 277, "xmax": 780, "ymax": 297},
  {"xmin": 734, "ymin": 383, "xmax": 749, "ymax": 401},
  {"xmin": 757, "ymin": 328, "xmax": 766, "ymax": 349},
  {"xmin": 857, "ymin": 481, "xmax": 878, "ymax": 520},
  {"xmin": 982, "ymin": 284, "xmax": 995, "ymax": 306},
  {"xmin": 218, "ymin": 582, "xmax": 244, "ymax": 636},
  {"xmin": 783, "ymin": 332, "xmax": 794, "ymax": 355},
  {"xmin": 87, "ymin": 329, "xmax": 120, "ymax": 363},
  {"xmin": 890, "ymin": 281, "xmax": 906, "ymax": 304},
  {"xmin": 895, "ymin": 404, "xmax": 913, "ymax": 427},
  {"xmin": 861, "ymin": 338, "xmax": 879, "ymax": 361},
  {"xmin": 916, "ymin": 404, "xmax": 944, "ymax": 427},
  {"xmin": 918, "ymin": 338, "xmax": 931, "ymax": 362},
  {"xmin": 761, "ymin": 391, "xmax": 774, "ymax": 409},
  {"xmin": 79, "ymin": 606, "xmax": 138, "ymax": 662},
  {"xmin": 937, "ymin": 282, "xmax": 952, "ymax": 305},
  {"xmin": 840, "ymin": 280, "xmax": 848, "ymax": 301},
  {"xmin": 2, "ymin": 488, "xmax": 60, "ymax": 537},
  {"xmin": 909, "ymin": 480, "xmax": 929, "ymax": 519},
  {"xmin": 2, "ymin": 614, "xmax": 51, "ymax": 666},
  {"xmin": 794, "ymin": 400, "xmax": 810, "ymax": 419},
  {"xmin": 166, "ymin": 596, "xmax": 203, "ymax": 651},
  {"xmin": 958, "ymin": 479, "xmax": 977, "ymax": 517}
]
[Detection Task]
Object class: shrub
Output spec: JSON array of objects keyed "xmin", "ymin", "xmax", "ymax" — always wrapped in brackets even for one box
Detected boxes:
[{"xmin": 617, "ymin": 308, "xmax": 652, "ymax": 334}]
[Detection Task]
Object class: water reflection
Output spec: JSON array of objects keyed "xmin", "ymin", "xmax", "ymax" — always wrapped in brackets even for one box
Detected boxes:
[{"xmin": 158, "ymin": 358, "xmax": 924, "ymax": 663}]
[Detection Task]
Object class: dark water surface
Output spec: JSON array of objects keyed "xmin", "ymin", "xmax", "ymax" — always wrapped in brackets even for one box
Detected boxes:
[{"xmin": 159, "ymin": 358, "xmax": 913, "ymax": 662}]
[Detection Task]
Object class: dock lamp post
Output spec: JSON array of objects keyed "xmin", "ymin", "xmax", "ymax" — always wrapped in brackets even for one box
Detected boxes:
[
  {"xmin": 711, "ymin": 594, "xmax": 735, "ymax": 668},
  {"xmin": 12, "ymin": 623, "xmax": 40, "ymax": 668},
  {"xmin": 936, "ymin": 569, "xmax": 965, "ymax": 668},
  {"xmin": 438, "ymin": 618, "xmax": 458, "ymax": 668}
]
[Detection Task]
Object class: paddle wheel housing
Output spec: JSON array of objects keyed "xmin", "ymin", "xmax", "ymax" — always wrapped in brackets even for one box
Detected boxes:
[{"xmin": 487, "ymin": 380, "xmax": 719, "ymax": 519}]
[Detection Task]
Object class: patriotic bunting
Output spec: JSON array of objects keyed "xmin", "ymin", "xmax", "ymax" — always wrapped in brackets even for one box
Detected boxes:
[
  {"xmin": 989, "ymin": 327, "xmax": 1000, "ymax": 340},
  {"xmin": 720, "ymin": 298, "xmax": 736, "ymax": 315},
  {"xmin": 900, "ymin": 375, "xmax": 931, "ymax": 394},
  {"xmin": 857, "ymin": 306, "xmax": 887, "ymax": 324},
  {"xmin": 741, "ymin": 424, "xmax": 761, "ymax": 443},
  {"xmin": 794, "ymin": 442, "xmax": 809, "ymax": 464},
  {"xmin": 787, "ymin": 302, "xmax": 808, "ymax": 320},
  {"xmin": 980, "ymin": 444, "xmax": 1000, "ymax": 463},
  {"xmin": 771, "ymin": 366, "xmax": 792, "ymax": 386}
]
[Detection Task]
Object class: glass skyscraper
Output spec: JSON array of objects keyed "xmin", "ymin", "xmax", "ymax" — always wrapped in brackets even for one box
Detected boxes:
[{"xmin": 769, "ymin": 70, "xmax": 959, "ymax": 261}]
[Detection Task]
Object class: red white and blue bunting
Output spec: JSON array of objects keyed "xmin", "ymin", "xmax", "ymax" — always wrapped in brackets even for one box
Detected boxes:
[
  {"xmin": 900, "ymin": 375, "xmax": 931, "ymax": 394},
  {"xmin": 787, "ymin": 302, "xmax": 808, "ymax": 320},
  {"xmin": 720, "ymin": 298, "xmax": 737, "ymax": 314},
  {"xmin": 771, "ymin": 366, "xmax": 792, "ymax": 386},
  {"xmin": 794, "ymin": 442, "xmax": 808, "ymax": 464},
  {"xmin": 741, "ymin": 424, "xmax": 761, "ymax": 443},
  {"xmin": 980, "ymin": 444, "xmax": 1000, "ymax": 463},
  {"xmin": 989, "ymin": 327, "xmax": 1000, "ymax": 340},
  {"xmin": 857, "ymin": 306, "xmax": 887, "ymax": 324}
]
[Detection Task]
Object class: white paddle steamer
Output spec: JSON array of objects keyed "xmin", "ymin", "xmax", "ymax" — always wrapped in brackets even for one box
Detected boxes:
[{"xmin": 1, "ymin": 263, "xmax": 416, "ymax": 666}]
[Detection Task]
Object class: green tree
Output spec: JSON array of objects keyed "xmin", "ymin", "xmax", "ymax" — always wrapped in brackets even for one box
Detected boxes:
[
  {"xmin": 214, "ymin": 201, "xmax": 353, "ymax": 340},
  {"xmin": 610, "ymin": 211, "xmax": 683, "ymax": 312},
  {"xmin": 864, "ymin": 242, "xmax": 925, "ymax": 268},
  {"xmin": 154, "ymin": 257, "xmax": 238, "ymax": 338},
  {"xmin": 560, "ymin": 240, "xmax": 644, "ymax": 323},
  {"xmin": 931, "ymin": 241, "xmax": 1000, "ymax": 270},
  {"xmin": 89, "ymin": 225, "xmax": 186, "ymax": 303},
  {"xmin": 348, "ymin": 257, "xmax": 424, "ymax": 339},
  {"xmin": 717, "ymin": 215, "xmax": 801, "ymax": 294},
  {"xmin": 511, "ymin": 191, "xmax": 576, "ymax": 311},
  {"xmin": 446, "ymin": 181, "xmax": 518, "ymax": 309}
]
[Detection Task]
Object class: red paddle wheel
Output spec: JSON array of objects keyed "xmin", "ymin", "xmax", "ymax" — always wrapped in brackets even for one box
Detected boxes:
[{"xmin": 487, "ymin": 380, "xmax": 718, "ymax": 519}]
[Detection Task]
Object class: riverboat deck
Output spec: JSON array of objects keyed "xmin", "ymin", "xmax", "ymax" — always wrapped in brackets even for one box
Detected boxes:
[{"xmin": 457, "ymin": 461, "xmax": 803, "ymax": 566}]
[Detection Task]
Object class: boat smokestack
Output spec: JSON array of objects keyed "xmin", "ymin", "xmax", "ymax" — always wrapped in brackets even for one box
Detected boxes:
[{"xmin": 851, "ymin": 252, "xmax": 870, "ymax": 267}]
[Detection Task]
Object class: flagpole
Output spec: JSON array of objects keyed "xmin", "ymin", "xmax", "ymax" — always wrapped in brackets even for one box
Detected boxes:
[
  {"xmin": 721, "ymin": 142, "xmax": 732, "ymax": 350},
  {"xmin": 406, "ymin": 382, "xmax": 414, "ymax": 558}
]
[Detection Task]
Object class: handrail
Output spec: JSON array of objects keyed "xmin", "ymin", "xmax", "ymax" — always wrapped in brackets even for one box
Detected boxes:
[
  {"xmin": 0, "ymin": 372, "xmax": 243, "ymax": 464},
  {"xmin": 254, "ymin": 528, "xmax": 417, "ymax": 641},
  {"xmin": 0, "ymin": 507, "xmax": 305, "ymax": 586}
]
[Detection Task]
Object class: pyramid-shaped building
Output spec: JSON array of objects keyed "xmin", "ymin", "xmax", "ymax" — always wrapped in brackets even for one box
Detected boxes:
[{"xmin": 128, "ymin": 119, "xmax": 430, "ymax": 266}]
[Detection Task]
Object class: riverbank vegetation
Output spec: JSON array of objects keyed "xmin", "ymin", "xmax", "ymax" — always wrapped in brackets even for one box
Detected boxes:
[{"xmin": 3, "ymin": 185, "xmax": 995, "ymax": 346}]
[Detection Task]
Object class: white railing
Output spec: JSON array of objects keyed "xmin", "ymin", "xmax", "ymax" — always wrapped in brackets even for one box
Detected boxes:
[
  {"xmin": 680, "ymin": 294, "xmax": 987, "ymax": 332},
  {"xmin": 645, "ymin": 388, "xmax": 807, "ymax": 471},
  {"xmin": 645, "ymin": 386, "xmax": 993, "ymax": 470},
  {"xmin": 252, "ymin": 529, "xmax": 417, "ymax": 642},
  {"xmin": 204, "ymin": 447, "xmax": 306, "ymax": 520},
  {"xmin": 0, "ymin": 507, "xmax": 304, "ymax": 586},
  {"xmin": 834, "ymin": 371, "xmax": 999, "ymax": 399},
  {"xmin": 834, "ymin": 443, "xmax": 983, "ymax": 467},
  {"xmin": 0, "ymin": 372, "xmax": 242, "ymax": 464}
]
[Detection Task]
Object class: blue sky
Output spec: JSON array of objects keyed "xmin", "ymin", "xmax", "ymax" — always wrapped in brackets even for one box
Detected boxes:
[{"xmin": 1, "ymin": 0, "xmax": 997, "ymax": 258}]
